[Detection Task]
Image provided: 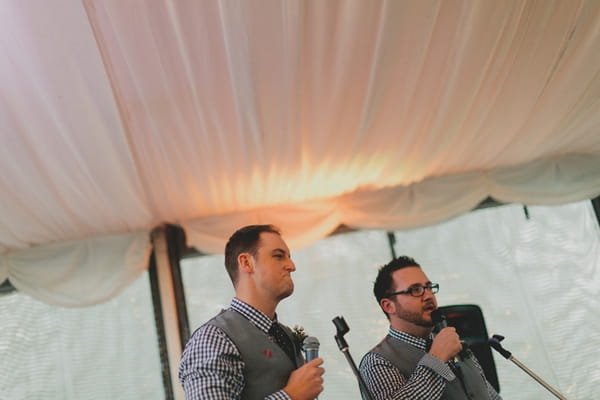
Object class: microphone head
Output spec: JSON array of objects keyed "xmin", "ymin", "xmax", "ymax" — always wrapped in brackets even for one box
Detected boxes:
[
  {"xmin": 332, "ymin": 316, "xmax": 349, "ymax": 336},
  {"xmin": 302, "ymin": 336, "xmax": 320, "ymax": 351},
  {"xmin": 302, "ymin": 336, "xmax": 320, "ymax": 362},
  {"xmin": 431, "ymin": 309, "xmax": 447, "ymax": 333}
]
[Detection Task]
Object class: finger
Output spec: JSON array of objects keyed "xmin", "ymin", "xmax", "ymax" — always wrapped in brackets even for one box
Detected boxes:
[{"xmin": 309, "ymin": 358, "xmax": 324, "ymax": 366}]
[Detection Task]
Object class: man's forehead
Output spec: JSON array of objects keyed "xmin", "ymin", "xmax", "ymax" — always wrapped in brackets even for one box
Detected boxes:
[
  {"xmin": 393, "ymin": 266, "xmax": 429, "ymax": 285},
  {"xmin": 258, "ymin": 231, "xmax": 290, "ymax": 252}
]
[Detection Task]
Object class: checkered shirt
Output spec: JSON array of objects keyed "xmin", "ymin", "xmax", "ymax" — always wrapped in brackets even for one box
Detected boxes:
[
  {"xmin": 178, "ymin": 298, "xmax": 291, "ymax": 400},
  {"xmin": 359, "ymin": 327, "xmax": 502, "ymax": 400}
]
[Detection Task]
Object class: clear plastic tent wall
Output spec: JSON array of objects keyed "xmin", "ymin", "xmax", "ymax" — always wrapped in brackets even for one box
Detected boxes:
[{"xmin": 0, "ymin": 273, "xmax": 163, "ymax": 399}]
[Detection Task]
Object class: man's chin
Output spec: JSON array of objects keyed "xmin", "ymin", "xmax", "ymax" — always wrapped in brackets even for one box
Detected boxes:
[
  {"xmin": 278, "ymin": 286, "xmax": 294, "ymax": 300},
  {"xmin": 416, "ymin": 320, "xmax": 434, "ymax": 328},
  {"xmin": 422, "ymin": 309, "xmax": 435, "ymax": 326},
  {"xmin": 418, "ymin": 313, "xmax": 435, "ymax": 328}
]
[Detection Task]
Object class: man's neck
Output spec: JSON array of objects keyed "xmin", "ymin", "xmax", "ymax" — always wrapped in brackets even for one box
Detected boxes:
[
  {"xmin": 235, "ymin": 292, "xmax": 277, "ymax": 320},
  {"xmin": 391, "ymin": 320, "xmax": 432, "ymax": 338}
]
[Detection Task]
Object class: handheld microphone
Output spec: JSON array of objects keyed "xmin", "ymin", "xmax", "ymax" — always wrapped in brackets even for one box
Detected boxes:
[
  {"xmin": 431, "ymin": 309, "xmax": 447, "ymax": 333},
  {"xmin": 431, "ymin": 309, "xmax": 464, "ymax": 380},
  {"xmin": 431, "ymin": 309, "xmax": 470, "ymax": 358},
  {"xmin": 302, "ymin": 336, "xmax": 320, "ymax": 362}
]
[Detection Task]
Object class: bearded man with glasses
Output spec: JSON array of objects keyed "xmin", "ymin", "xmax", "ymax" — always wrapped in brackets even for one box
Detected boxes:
[{"xmin": 359, "ymin": 256, "xmax": 501, "ymax": 400}]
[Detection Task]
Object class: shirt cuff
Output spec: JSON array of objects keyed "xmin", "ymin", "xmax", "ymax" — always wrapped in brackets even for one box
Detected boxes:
[
  {"xmin": 419, "ymin": 353, "xmax": 456, "ymax": 381},
  {"xmin": 265, "ymin": 390, "xmax": 292, "ymax": 400}
]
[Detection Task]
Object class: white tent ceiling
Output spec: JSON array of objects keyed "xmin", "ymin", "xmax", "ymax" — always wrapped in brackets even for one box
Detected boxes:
[{"xmin": 1, "ymin": 0, "xmax": 600, "ymax": 305}]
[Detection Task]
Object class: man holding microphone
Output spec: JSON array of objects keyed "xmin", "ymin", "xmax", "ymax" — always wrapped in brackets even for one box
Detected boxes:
[
  {"xmin": 179, "ymin": 225, "xmax": 324, "ymax": 399},
  {"xmin": 359, "ymin": 256, "xmax": 501, "ymax": 399}
]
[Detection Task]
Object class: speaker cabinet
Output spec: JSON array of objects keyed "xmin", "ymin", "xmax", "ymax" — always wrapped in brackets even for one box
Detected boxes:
[{"xmin": 439, "ymin": 304, "xmax": 500, "ymax": 393}]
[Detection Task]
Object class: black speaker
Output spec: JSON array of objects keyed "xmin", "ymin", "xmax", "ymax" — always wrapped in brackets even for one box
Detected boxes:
[{"xmin": 439, "ymin": 304, "xmax": 500, "ymax": 393}]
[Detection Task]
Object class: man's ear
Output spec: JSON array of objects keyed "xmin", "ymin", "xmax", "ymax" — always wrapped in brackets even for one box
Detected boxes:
[
  {"xmin": 380, "ymin": 298, "xmax": 395, "ymax": 315},
  {"xmin": 238, "ymin": 253, "xmax": 254, "ymax": 274}
]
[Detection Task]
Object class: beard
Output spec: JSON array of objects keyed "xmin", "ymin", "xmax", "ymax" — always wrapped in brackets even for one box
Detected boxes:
[{"xmin": 395, "ymin": 305, "xmax": 434, "ymax": 328}]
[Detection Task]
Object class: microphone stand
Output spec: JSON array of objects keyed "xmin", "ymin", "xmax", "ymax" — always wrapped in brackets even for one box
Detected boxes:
[
  {"xmin": 489, "ymin": 334, "xmax": 568, "ymax": 400},
  {"xmin": 332, "ymin": 316, "xmax": 375, "ymax": 400}
]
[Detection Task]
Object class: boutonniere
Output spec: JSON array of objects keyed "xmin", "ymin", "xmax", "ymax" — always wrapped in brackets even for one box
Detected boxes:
[{"xmin": 292, "ymin": 325, "xmax": 308, "ymax": 350}]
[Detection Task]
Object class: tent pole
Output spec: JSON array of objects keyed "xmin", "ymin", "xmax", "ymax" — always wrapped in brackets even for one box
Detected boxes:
[
  {"xmin": 148, "ymin": 252, "xmax": 175, "ymax": 400},
  {"xmin": 150, "ymin": 226, "xmax": 186, "ymax": 400},
  {"xmin": 387, "ymin": 231, "xmax": 397, "ymax": 259},
  {"xmin": 163, "ymin": 225, "xmax": 191, "ymax": 347},
  {"xmin": 591, "ymin": 196, "xmax": 600, "ymax": 228}
]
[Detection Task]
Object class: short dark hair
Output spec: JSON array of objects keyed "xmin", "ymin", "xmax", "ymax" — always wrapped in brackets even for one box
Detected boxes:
[
  {"xmin": 224, "ymin": 224, "xmax": 281, "ymax": 285},
  {"xmin": 373, "ymin": 256, "xmax": 421, "ymax": 316}
]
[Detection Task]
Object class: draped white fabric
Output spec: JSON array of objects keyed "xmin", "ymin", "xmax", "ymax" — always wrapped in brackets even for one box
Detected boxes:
[
  {"xmin": 0, "ymin": 232, "xmax": 150, "ymax": 306},
  {"xmin": 1, "ymin": 0, "xmax": 600, "ymax": 304},
  {"xmin": 184, "ymin": 154, "xmax": 600, "ymax": 253}
]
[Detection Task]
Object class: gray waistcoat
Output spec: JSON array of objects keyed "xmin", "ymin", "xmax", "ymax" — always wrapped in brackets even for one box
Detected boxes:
[
  {"xmin": 370, "ymin": 336, "xmax": 491, "ymax": 400},
  {"xmin": 208, "ymin": 309, "xmax": 303, "ymax": 400}
]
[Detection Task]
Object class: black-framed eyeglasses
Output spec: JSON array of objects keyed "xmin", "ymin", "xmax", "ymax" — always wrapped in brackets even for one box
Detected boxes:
[{"xmin": 387, "ymin": 283, "xmax": 439, "ymax": 298}]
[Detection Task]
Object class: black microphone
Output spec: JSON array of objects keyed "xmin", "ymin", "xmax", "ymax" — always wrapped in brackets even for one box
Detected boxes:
[
  {"xmin": 431, "ymin": 309, "xmax": 464, "ymax": 380},
  {"xmin": 302, "ymin": 336, "xmax": 320, "ymax": 362},
  {"xmin": 432, "ymin": 309, "xmax": 471, "ymax": 358},
  {"xmin": 431, "ymin": 308, "xmax": 447, "ymax": 334}
]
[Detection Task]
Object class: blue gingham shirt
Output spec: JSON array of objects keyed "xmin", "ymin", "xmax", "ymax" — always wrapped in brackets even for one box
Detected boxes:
[
  {"xmin": 178, "ymin": 298, "xmax": 292, "ymax": 400},
  {"xmin": 359, "ymin": 328, "xmax": 502, "ymax": 400}
]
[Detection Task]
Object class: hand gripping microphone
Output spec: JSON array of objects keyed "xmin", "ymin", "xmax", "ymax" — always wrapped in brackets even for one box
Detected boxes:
[
  {"xmin": 302, "ymin": 336, "xmax": 320, "ymax": 362},
  {"xmin": 303, "ymin": 337, "xmax": 320, "ymax": 400},
  {"xmin": 431, "ymin": 309, "xmax": 470, "ymax": 358},
  {"xmin": 431, "ymin": 309, "xmax": 464, "ymax": 380}
]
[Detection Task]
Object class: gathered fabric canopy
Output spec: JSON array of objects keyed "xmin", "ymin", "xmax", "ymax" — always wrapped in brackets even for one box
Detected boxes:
[{"xmin": 1, "ymin": 0, "xmax": 599, "ymax": 306}]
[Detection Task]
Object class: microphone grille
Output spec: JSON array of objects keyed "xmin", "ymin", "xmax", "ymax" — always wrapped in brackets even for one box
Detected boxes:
[
  {"xmin": 302, "ymin": 336, "xmax": 320, "ymax": 350},
  {"xmin": 431, "ymin": 309, "xmax": 444, "ymax": 325},
  {"xmin": 431, "ymin": 309, "xmax": 447, "ymax": 334}
]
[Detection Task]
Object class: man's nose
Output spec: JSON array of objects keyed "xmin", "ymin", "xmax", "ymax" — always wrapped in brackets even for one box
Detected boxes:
[
  {"xmin": 287, "ymin": 259, "xmax": 296, "ymax": 271},
  {"xmin": 423, "ymin": 287, "xmax": 435, "ymax": 300}
]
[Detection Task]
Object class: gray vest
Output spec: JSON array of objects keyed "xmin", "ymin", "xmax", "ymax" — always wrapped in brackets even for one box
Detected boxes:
[
  {"xmin": 208, "ymin": 309, "xmax": 304, "ymax": 400},
  {"xmin": 370, "ymin": 336, "xmax": 491, "ymax": 400}
]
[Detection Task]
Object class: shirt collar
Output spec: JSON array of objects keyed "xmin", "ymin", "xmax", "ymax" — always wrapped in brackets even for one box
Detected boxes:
[
  {"xmin": 230, "ymin": 297, "xmax": 276, "ymax": 334},
  {"xmin": 388, "ymin": 327, "xmax": 433, "ymax": 351}
]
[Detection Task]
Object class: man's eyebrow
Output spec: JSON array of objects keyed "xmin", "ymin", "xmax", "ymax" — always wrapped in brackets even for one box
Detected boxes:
[
  {"xmin": 408, "ymin": 281, "xmax": 432, "ymax": 287},
  {"xmin": 272, "ymin": 248, "xmax": 290, "ymax": 256}
]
